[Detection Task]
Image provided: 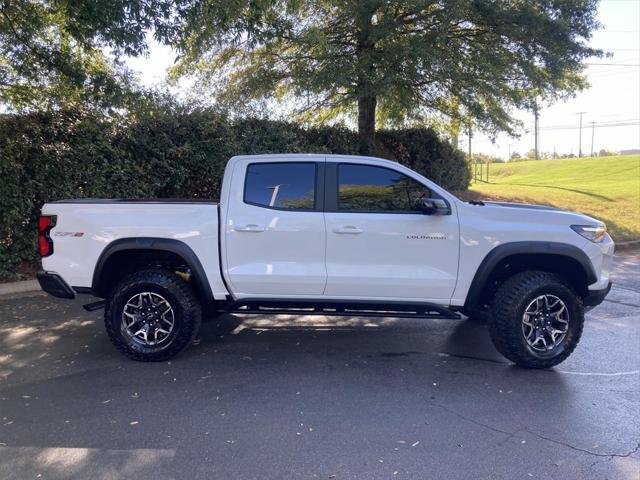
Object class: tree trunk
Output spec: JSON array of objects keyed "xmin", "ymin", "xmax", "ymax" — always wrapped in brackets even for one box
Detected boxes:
[
  {"xmin": 358, "ymin": 93, "xmax": 377, "ymax": 155},
  {"xmin": 355, "ymin": 5, "xmax": 376, "ymax": 156}
]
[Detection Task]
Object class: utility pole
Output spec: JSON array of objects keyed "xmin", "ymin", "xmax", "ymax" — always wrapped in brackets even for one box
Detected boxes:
[
  {"xmin": 467, "ymin": 125, "xmax": 472, "ymax": 160},
  {"xmin": 590, "ymin": 121, "xmax": 596, "ymax": 157},
  {"xmin": 576, "ymin": 112, "xmax": 587, "ymax": 157},
  {"xmin": 507, "ymin": 144, "xmax": 511, "ymax": 162},
  {"xmin": 534, "ymin": 102, "xmax": 539, "ymax": 160}
]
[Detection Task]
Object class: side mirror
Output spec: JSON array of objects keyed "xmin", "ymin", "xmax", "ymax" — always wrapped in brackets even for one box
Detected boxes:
[{"xmin": 420, "ymin": 197, "xmax": 451, "ymax": 216}]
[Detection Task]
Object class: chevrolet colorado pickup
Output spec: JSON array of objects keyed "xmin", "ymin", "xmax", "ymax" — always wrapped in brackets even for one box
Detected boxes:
[{"xmin": 37, "ymin": 154, "xmax": 614, "ymax": 368}]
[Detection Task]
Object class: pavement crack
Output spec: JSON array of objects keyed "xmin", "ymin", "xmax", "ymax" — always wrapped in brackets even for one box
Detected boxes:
[
  {"xmin": 426, "ymin": 400, "xmax": 640, "ymax": 461},
  {"xmin": 441, "ymin": 353, "xmax": 508, "ymax": 365},
  {"xmin": 604, "ymin": 298, "xmax": 640, "ymax": 308},
  {"xmin": 610, "ymin": 284, "xmax": 639, "ymax": 294},
  {"xmin": 525, "ymin": 430, "xmax": 640, "ymax": 459},
  {"xmin": 426, "ymin": 400, "xmax": 514, "ymax": 437}
]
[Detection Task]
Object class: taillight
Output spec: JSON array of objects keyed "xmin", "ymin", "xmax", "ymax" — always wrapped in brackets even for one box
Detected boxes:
[{"xmin": 38, "ymin": 215, "xmax": 56, "ymax": 257}]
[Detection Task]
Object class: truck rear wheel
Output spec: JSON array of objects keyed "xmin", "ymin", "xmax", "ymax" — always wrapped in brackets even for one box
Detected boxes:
[
  {"xmin": 105, "ymin": 269, "xmax": 202, "ymax": 361},
  {"xmin": 488, "ymin": 271, "xmax": 584, "ymax": 369}
]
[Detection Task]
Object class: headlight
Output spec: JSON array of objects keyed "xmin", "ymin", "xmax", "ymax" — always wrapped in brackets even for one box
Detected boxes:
[{"xmin": 571, "ymin": 224, "xmax": 607, "ymax": 243}]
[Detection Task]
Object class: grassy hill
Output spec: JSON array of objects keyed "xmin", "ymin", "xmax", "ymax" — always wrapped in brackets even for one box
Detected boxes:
[{"xmin": 459, "ymin": 155, "xmax": 640, "ymax": 242}]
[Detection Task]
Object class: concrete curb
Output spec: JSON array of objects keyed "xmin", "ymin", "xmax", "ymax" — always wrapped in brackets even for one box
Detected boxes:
[
  {"xmin": 617, "ymin": 240, "xmax": 640, "ymax": 246},
  {"xmin": 616, "ymin": 241, "xmax": 640, "ymax": 254},
  {"xmin": 0, "ymin": 280, "xmax": 41, "ymax": 297}
]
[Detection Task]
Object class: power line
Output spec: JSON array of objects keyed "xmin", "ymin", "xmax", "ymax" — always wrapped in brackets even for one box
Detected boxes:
[
  {"xmin": 588, "ymin": 70, "xmax": 640, "ymax": 78},
  {"xmin": 536, "ymin": 118, "xmax": 639, "ymax": 128},
  {"xmin": 537, "ymin": 121, "xmax": 640, "ymax": 131},
  {"xmin": 584, "ymin": 63, "xmax": 640, "ymax": 66},
  {"xmin": 469, "ymin": 120, "xmax": 640, "ymax": 144}
]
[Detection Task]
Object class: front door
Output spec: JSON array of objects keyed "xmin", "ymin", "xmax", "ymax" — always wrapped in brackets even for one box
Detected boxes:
[
  {"xmin": 323, "ymin": 161, "xmax": 459, "ymax": 301},
  {"xmin": 224, "ymin": 159, "xmax": 327, "ymax": 297}
]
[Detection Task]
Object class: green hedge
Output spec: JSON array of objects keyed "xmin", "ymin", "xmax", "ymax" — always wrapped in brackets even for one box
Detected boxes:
[{"xmin": 0, "ymin": 109, "xmax": 469, "ymax": 279}]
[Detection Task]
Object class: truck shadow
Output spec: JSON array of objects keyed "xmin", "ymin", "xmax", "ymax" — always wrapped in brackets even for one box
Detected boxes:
[{"xmin": 198, "ymin": 312, "xmax": 514, "ymax": 367}]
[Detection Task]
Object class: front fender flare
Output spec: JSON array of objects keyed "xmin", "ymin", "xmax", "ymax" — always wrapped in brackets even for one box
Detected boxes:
[{"xmin": 463, "ymin": 241, "xmax": 597, "ymax": 310}]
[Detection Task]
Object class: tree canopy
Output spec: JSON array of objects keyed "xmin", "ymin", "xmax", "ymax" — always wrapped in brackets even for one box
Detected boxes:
[
  {"xmin": 167, "ymin": 0, "xmax": 602, "ymax": 153},
  {"xmin": 1, "ymin": 1, "xmax": 602, "ymax": 152}
]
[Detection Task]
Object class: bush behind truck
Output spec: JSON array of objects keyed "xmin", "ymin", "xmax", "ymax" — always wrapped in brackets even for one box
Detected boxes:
[{"xmin": 0, "ymin": 109, "xmax": 469, "ymax": 280}]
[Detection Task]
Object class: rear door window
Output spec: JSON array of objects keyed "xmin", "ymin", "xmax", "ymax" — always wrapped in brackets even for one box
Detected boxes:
[{"xmin": 244, "ymin": 162, "xmax": 316, "ymax": 210}]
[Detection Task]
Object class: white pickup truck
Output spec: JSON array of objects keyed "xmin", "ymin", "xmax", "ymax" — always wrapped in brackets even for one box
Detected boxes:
[{"xmin": 37, "ymin": 154, "xmax": 614, "ymax": 368}]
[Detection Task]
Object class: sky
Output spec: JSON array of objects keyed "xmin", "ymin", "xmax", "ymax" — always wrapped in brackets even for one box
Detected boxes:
[{"xmin": 125, "ymin": 0, "xmax": 640, "ymax": 159}]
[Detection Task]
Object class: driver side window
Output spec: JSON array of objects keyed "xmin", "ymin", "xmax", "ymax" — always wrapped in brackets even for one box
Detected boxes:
[{"xmin": 337, "ymin": 164, "xmax": 431, "ymax": 213}]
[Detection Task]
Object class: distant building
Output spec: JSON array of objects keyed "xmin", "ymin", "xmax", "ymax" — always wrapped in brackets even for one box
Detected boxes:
[{"xmin": 620, "ymin": 149, "xmax": 640, "ymax": 155}]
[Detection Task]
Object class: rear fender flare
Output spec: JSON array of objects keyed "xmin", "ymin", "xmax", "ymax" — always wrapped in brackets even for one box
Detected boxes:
[{"xmin": 92, "ymin": 237, "xmax": 213, "ymax": 301}]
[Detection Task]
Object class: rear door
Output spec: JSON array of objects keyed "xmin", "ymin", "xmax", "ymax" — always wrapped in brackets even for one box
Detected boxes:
[
  {"xmin": 323, "ymin": 160, "xmax": 459, "ymax": 301},
  {"xmin": 223, "ymin": 158, "xmax": 327, "ymax": 297}
]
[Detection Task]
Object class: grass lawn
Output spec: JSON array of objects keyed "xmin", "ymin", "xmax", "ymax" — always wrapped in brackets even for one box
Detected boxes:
[{"xmin": 457, "ymin": 155, "xmax": 640, "ymax": 243}]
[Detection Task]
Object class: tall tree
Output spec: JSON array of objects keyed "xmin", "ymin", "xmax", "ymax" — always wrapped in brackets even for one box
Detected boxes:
[{"xmin": 167, "ymin": 0, "xmax": 602, "ymax": 154}]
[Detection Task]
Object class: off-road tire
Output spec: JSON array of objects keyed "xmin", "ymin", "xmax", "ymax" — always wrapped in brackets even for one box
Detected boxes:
[
  {"xmin": 488, "ymin": 270, "xmax": 584, "ymax": 369},
  {"xmin": 105, "ymin": 269, "xmax": 202, "ymax": 361}
]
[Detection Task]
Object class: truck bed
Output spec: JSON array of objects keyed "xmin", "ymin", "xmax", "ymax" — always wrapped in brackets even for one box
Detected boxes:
[{"xmin": 41, "ymin": 200, "xmax": 229, "ymax": 300}]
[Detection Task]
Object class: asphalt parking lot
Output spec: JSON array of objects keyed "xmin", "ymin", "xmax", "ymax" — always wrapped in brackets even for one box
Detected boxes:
[{"xmin": 0, "ymin": 255, "xmax": 638, "ymax": 480}]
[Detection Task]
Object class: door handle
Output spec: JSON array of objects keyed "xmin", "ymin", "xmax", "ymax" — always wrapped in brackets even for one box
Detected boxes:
[
  {"xmin": 235, "ymin": 224, "xmax": 265, "ymax": 232},
  {"xmin": 333, "ymin": 226, "xmax": 363, "ymax": 234}
]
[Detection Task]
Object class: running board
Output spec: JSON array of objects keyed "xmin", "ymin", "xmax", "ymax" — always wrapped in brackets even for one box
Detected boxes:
[{"xmin": 222, "ymin": 298, "xmax": 461, "ymax": 320}]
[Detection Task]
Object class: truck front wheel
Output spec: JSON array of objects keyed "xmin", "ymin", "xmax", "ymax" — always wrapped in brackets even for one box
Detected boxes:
[
  {"xmin": 105, "ymin": 269, "xmax": 202, "ymax": 361},
  {"xmin": 488, "ymin": 271, "xmax": 584, "ymax": 369}
]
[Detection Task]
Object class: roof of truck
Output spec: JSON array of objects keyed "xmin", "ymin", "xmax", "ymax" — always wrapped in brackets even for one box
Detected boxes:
[{"xmin": 230, "ymin": 153, "xmax": 385, "ymax": 162}]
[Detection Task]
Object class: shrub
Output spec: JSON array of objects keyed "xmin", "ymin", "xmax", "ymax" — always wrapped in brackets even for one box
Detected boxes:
[
  {"xmin": 377, "ymin": 128, "xmax": 471, "ymax": 191},
  {"xmin": 0, "ymin": 109, "xmax": 468, "ymax": 279}
]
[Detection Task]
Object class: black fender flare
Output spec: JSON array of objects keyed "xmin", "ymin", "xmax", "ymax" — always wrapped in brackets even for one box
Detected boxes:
[
  {"xmin": 92, "ymin": 237, "xmax": 214, "ymax": 301},
  {"xmin": 463, "ymin": 241, "xmax": 597, "ymax": 310}
]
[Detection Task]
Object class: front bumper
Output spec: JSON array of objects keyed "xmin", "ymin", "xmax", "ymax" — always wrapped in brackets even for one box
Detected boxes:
[
  {"xmin": 584, "ymin": 281, "xmax": 612, "ymax": 310},
  {"xmin": 37, "ymin": 271, "xmax": 75, "ymax": 299}
]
